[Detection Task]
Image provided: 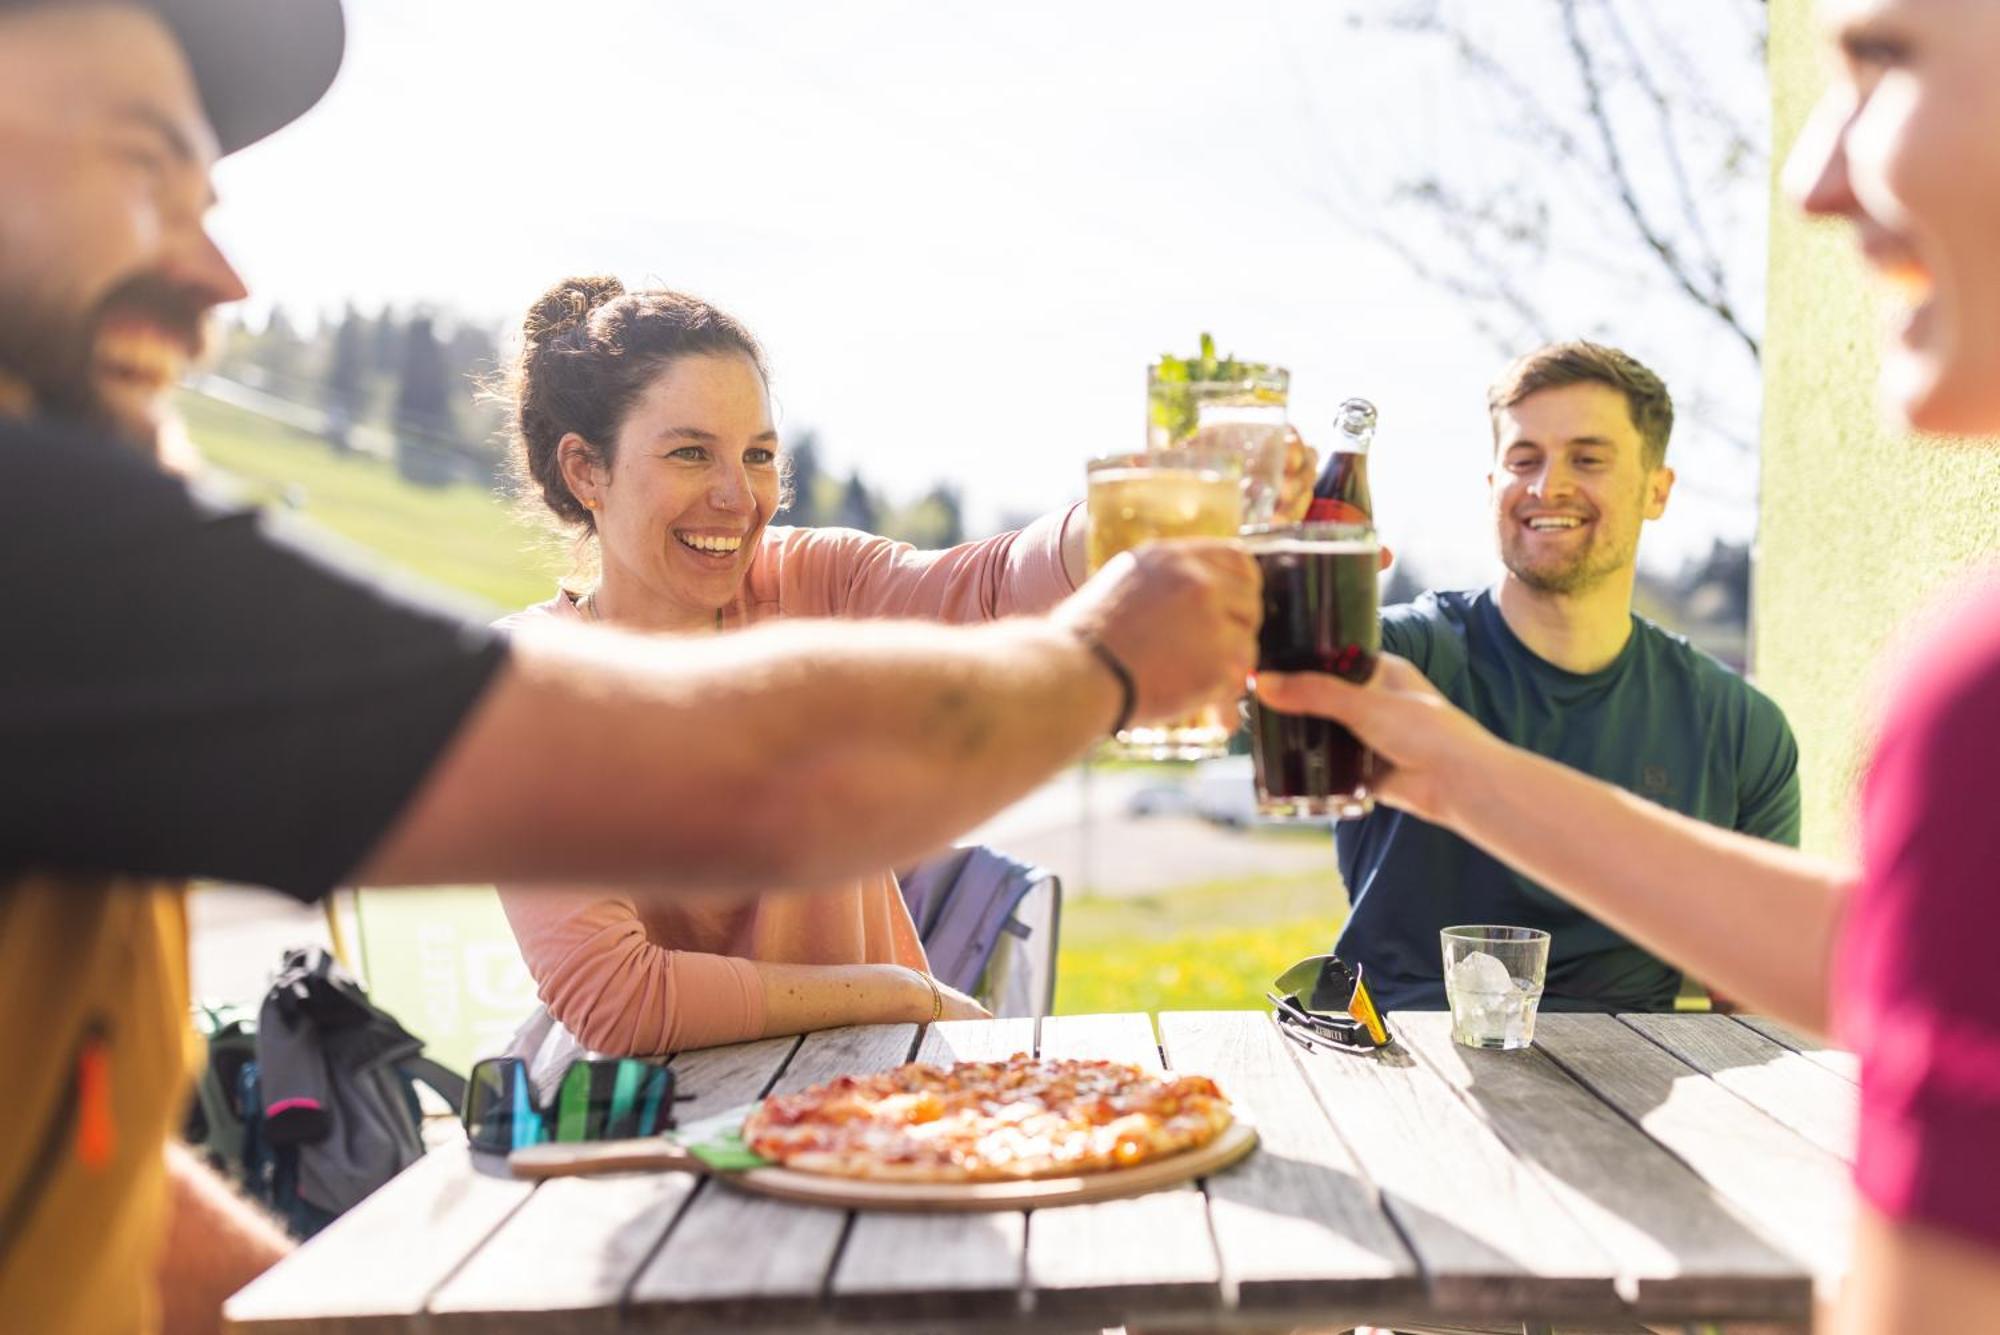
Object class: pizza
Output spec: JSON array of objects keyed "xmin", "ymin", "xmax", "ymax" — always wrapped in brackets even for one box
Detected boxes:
[{"xmin": 740, "ymin": 1054, "xmax": 1233, "ymax": 1182}]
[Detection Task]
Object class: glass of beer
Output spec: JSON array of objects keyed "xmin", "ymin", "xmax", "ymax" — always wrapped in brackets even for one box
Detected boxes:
[
  {"xmin": 1242, "ymin": 522, "xmax": 1380, "ymax": 818},
  {"xmin": 1086, "ymin": 446, "xmax": 1244, "ymax": 759},
  {"xmin": 1147, "ymin": 363, "xmax": 1290, "ymax": 528}
]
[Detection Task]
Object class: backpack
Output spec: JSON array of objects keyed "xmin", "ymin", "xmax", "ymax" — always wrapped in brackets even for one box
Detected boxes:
[
  {"xmin": 186, "ymin": 947, "xmax": 465, "ymax": 1238},
  {"xmin": 185, "ymin": 1000, "xmax": 261, "ymax": 1184}
]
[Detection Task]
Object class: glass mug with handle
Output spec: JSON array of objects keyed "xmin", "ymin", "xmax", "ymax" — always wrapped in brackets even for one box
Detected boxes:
[{"xmin": 1085, "ymin": 445, "xmax": 1244, "ymax": 760}]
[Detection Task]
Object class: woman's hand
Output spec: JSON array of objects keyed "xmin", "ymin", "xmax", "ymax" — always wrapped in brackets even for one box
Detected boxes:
[
  {"xmin": 893, "ymin": 966, "xmax": 991, "ymax": 1022},
  {"xmin": 1272, "ymin": 429, "xmax": 1394, "ymax": 567},
  {"xmin": 1253, "ymin": 655, "xmax": 1500, "ymax": 826},
  {"xmin": 931, "ymin": 978, "xmax": 993, "ymax": 1022},
  {"xmin": 1275, "ymin": 426, "xmax": 1317, "ymax": 523},
  {"xmin": 756, "ymin": 961, "xmax": 990, "ymax": 1035}
]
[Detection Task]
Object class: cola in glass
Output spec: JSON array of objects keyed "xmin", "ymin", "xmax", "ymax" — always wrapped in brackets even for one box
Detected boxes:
[{"xmin": 1244, "ymin": 523, "xmax": 1380, "ymax": 819}]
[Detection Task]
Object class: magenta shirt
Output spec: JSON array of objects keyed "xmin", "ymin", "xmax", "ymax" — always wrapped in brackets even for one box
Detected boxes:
[
  {"xmin": 1837, "ymin": 572, "xmax": 2000, "ymax": 1249},
  {"xmin": 493, "ymin": 509, "xmax": 1082, "ymax": 1053}
]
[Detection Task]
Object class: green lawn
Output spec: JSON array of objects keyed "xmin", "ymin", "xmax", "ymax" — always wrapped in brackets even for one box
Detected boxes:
[
  {"xmin": 1054, "ymin": 872, "xmax": 1345, "ymax": 1015},
  {"xmin": 180, "ymin": 392, "xmax": 562, "ymax": 611}
]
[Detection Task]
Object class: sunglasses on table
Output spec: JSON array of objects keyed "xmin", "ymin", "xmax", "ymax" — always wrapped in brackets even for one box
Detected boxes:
[
  {"xmin": 461, "ymin": 1056, "xmax": 688, "ymax": 1155},
  {"xmin": 1267, "ymin": 954, "xmax": 1391, "ymax": 1054}
]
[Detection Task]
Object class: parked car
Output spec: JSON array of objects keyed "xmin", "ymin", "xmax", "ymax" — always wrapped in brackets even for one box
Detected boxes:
[
  {"xmin": 1189, "ymin": 755, "xmax": 1259, "ymax": 829},
  {"xmin": 1124, "ymin": 781, "xmax": 1193, "ymax": 818},
  {"xmin": 1123, "ymin": 756, "xmax": 1336, "ymax": 830}
]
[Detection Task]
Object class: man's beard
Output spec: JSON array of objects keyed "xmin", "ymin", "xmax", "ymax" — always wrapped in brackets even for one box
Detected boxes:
[
  {"xmin": 0, "ymin": 271, "xmax": 207, "ymax": 447},
  {"xmin": 1500, "ymin": 517, "xmax": 1640, "ymax": 596}
]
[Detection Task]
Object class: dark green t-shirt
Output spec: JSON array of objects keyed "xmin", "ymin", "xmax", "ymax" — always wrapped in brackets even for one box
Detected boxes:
[{"xmin": 1333, "ymin": 588, "xmax": 1801, "ymax": 1013}]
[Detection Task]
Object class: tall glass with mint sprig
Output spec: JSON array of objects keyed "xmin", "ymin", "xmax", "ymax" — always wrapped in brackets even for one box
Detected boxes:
[{"xmin": 1147, "ymin": 334, "xmax": 1291, "ymax": 529}]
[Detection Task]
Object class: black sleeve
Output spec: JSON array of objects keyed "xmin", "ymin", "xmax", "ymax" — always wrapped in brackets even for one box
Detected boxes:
[{"xmin": 0, "ymin": 417, "xmax": 508, "ymax": 901}]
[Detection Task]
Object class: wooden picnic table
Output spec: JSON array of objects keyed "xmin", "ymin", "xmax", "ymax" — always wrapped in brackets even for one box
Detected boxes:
[{"xmin": 224, "ymin": 1009, "xmax": 1856, "ymax": 1334}]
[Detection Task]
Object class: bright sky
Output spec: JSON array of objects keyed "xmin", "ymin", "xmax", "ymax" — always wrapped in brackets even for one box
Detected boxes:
[{"xmin": 210, "ymin": 0, "xmax": 1766, "ymax": 589}]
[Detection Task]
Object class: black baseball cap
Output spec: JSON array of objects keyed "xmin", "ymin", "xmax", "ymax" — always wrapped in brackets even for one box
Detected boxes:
[
  {"xmin": 4, "ymin": 0, "xmax": 347, "ymax": 155},
  {"xmin": 154, "ymin": 0, "xmax": 345, "ymax": 154}
]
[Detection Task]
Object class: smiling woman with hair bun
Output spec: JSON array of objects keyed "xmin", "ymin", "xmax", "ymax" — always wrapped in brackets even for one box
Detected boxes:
[{"xmin": 489, "ymin": 274, "xmax": 1097, "ymax": 1068}]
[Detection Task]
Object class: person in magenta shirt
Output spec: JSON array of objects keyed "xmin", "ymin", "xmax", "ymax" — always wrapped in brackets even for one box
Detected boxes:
[
  {"xmin": 1256, "ymin": 1, "xmax": 2000, "ymax": 1326},
  {"xmin": 491, "ymin": 275, "xmax": 1309, "ymax": 1061}
]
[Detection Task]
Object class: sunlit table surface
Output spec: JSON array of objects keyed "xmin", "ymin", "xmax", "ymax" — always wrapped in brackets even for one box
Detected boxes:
[{"xmin": 225, "ymin": 1009, "xmax": 1855, "ymax": 1334}]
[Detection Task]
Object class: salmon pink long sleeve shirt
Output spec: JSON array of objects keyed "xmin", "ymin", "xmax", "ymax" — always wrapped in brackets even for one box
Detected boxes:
[{"xmin": 494, "ymin": 509, "xmax": 1082, "ymax": 1053}]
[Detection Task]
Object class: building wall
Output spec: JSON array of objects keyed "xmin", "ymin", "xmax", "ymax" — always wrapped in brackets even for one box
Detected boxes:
[{"xmin": 1756, "ymin": 0, "xmax": 2000, "ymax": 857}]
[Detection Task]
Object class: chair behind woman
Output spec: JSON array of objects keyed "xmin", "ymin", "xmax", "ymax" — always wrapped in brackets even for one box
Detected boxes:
[{"xmin": 899, "ymin": 845, "xmax": 1063, "ymax": 1020}]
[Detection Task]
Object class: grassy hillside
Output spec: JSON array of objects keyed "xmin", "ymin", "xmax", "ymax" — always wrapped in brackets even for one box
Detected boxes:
[{"xmin": 179, "ymin": 392, "xmax": 563, "ymax": 611}]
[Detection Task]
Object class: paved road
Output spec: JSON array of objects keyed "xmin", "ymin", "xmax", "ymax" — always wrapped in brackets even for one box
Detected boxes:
[{"xmin": 965, "ymin": 764, "xmax": 1337, "ymax": 896}]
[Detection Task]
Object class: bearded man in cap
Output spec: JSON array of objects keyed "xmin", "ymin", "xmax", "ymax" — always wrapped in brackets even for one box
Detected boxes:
[{"xmin": 0, "ymin": 4, "xmax": 1260, "ymax": 1330}]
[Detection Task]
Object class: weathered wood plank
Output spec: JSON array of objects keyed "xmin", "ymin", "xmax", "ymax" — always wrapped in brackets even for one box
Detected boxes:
[
  {"xmin": 1733, "ymin": 1015, "xmax": 1860, "ymax": 1084},
  {"xmin": 1288, "ymin": 1014, "xmax": 1623, "ymax": 1320},
  {"xmin": 1155, "ymin": 1010, "xmax": 1421, "ymax": 1314},
  {"xmin": 827, "ymin": 1018, "xmax": 1037, "ymax": 1322},
  {"xmin": 1619, "ymin": 1014, "xmax": 1857, "ymax": 1163},
  {"xmin": 1397, "ymin": 1011, "xmax": 1810, "ymax": 1322},
  {"xmin": 623, "ymin": 1024, "xmax": 919, "ymax": 1327},
  {"xmin": 224, "ymin": 1144, "xmax": 533, "ymax": 1334},
  {"xmin": 425, "ymin": 1038, "xmax": 799, "ymax": 1333},
  {"xmin": 1534, "ymin": 1013, "xmax": 1852, "ymax": 1294},
  {"xmin": 1024, "ymin": 1013, "xmax": 1224, "ymax": 1321}
]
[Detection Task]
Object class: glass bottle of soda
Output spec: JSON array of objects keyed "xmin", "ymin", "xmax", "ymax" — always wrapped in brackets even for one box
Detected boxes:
[{"xmin": 1303, "ymin": 397, "xmax": 1376, "ymax": 525}]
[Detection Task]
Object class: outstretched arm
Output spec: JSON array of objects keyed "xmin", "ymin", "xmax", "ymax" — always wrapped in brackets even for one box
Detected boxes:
[
  {"xmin": 1257, "ymin": 660, "xmax": 1851, "ymax": 1033},
  {"xmin": 791, "ymin": 506, "xmax": 1084, "ymax": 621},
  {"xmin": 364, "ymin": 541, "xmax": 1259, "ymax": 895}
]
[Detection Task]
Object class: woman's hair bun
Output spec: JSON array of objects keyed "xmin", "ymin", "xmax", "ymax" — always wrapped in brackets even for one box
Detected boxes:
[{"xmin": 523, "ymin": 275, "xmax": 626, "ymax": 345}]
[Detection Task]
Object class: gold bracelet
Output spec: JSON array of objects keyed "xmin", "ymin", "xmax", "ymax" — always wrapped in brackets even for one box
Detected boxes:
[{"xmin": 923, "ymin": 971, "xmax": 943, "ymax": 1022}]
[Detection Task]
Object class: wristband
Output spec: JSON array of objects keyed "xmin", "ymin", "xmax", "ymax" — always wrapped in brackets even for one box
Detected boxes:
[{"xmin": 1072, "ymin": 629, "xmax": 1137, "ymax": 736}]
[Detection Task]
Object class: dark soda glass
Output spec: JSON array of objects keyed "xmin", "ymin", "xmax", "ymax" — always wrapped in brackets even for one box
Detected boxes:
[{"xmin": 1245, "ymin": 524, "xmax": 1379, "ymax": 820}]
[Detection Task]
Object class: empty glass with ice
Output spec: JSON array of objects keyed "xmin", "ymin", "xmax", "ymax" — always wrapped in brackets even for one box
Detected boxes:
[{"xmin": 1440, "ymin": 925, "xmax": 1550, "ymax": 1050}]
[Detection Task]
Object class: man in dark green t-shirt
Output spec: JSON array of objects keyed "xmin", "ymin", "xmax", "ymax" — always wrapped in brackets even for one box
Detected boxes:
[{"xmin": 1334, "ymin": 342, "xmax": 1800, "ymax": 1013}]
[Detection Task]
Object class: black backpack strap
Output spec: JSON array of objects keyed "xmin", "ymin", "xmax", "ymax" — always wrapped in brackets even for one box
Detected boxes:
[{"xmin": 399, "ymin": 1055, "xmax": 467, "ymax": 1111}]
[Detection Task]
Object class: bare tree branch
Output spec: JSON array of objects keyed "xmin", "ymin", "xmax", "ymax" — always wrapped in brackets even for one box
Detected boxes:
[
  {"xmin": 1308, "ymin": 180, "xmax": 1550, "ymax": 360},
  {"xmin": 1557, "ymin": 0, "xmax": 1761, "ymax": 361},
  {"xmin": 1625, "ymin": 0, "xmax": 1768, "ymax": 169},
  {"xmin": 1327, "ymin": 1, "xmax": 1763, "ymax": 364},
  {"xmin": 1600, "ymin": 0, "xmax": 1730, "ymax": 296}
]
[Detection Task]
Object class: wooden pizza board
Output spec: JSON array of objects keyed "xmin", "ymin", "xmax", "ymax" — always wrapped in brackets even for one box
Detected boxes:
[{"xmin": 506, "ymin": 1117, "xmax": 1259, "ymax": 1212}]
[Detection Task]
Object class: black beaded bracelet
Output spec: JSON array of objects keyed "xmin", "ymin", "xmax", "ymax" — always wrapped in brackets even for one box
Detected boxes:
[{"xmin": 1074, "ymin": 631, "xmax": 1137, "ymax": 736}]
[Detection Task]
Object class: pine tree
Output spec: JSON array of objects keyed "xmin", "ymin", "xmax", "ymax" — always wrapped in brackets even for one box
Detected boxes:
[
  {"xmin": 784, "ymin": 430, "xmax": 823, "ymax": 526},
  {"xmin": 254, "ymin": 305, "xmax": 304, "ymax": 393},
  {"xmin": 322, "ymin": 305, "xmax": 367, "ymax": 452},
  {"xmin": 394, "ymin": 314, "xmax": 456, "ymax": 486},
  {"xmin": 367, "ymin": 306, "xmax": 401, "ymax": 378},
  {"xmin": 923, "ymin": 482, "xmax": 964, "ymax": 547},
  {"xmin": 834, "ymin": 471, "xmax": 878, "ymax": 533}
]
